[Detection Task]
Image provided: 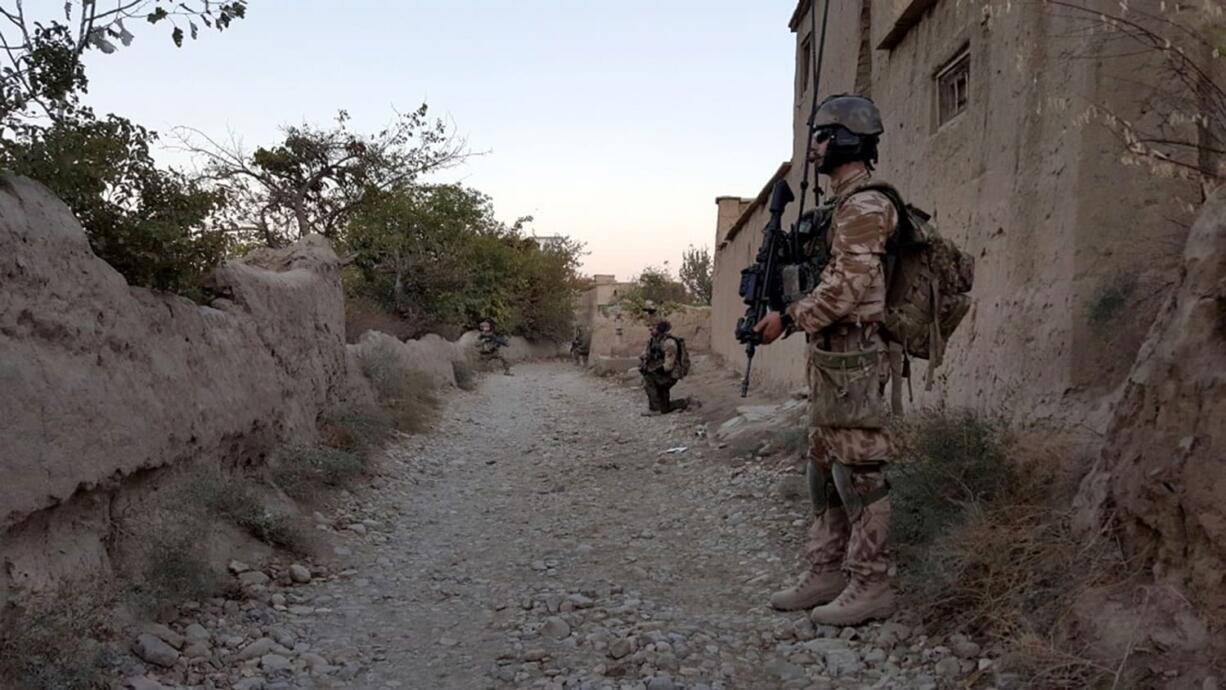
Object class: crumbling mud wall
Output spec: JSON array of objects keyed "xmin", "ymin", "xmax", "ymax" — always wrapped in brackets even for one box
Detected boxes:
[
  {"xmin": 0, "ymin": 174, "xmax": 361, "ymax": 594},
  {"xmin": 589, "ymin": 305, "xmax": 711, "ymax": 361},
  {"xmin": 1077, "ymin": 189, "xmax": 1226, "ymax": 626}
]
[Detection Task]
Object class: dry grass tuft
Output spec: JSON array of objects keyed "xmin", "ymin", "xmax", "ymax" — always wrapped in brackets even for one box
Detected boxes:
[
  {"xmin": 133, "ymin": 528, "xmax": 222, "ymax": 612},
  {"xmin": 890, "ymin": 409, "xmax": 1131, "ymax": 688},
  {"xmin": 180, "ymin": 474, "xmax": 311, "ymax": 555},
  {"xmin": 319, "ymin": 407, "xmax": 393, "ymax": 452},
  {"xmin": 0, "ymin": 585, "xmax": 115, "ymax": 690},
  {"xmin": 452, "ymin": 359, "xmax": 478, "ymax": 391},
  {"xmin": 271, "ymin": 444, "xmax": 367, "ymax": 500}
]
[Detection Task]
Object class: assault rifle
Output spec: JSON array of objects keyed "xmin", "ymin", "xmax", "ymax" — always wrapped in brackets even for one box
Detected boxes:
[
  {"xmin": 734, "ymin": 179, "xmax": 795, "ymax": 397},
  {"xmin": 481, "ymin": 333, "xmax": 509, "ymax": 348},
  {"xmin": 732, "ymin": 0, "xmax": 831, "ymax": 397}
]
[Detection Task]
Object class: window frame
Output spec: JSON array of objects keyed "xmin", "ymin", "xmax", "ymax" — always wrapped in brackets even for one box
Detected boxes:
[
  {"xmin": 935, "ymin": 46, "xmax": 970, "ymax": 128},
  {"xmin": 797, "ymin": 32, "xmax": 813, "ymax": 105}
]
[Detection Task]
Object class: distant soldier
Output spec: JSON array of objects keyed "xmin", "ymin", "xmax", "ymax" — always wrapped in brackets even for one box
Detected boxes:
[
  {"xmin": 754, "ymin": 94, "xmax": 897, "ymax": 625},
  {"xmin": 640, "ymin": 299, "xmax": 659, "ymax": 327},
  {"xmin": 571, "ymin": 324, "xmax": 591, "ymax": 366},
  {"xmin": 638, "ymin": 317, "xmax": 691, "ymax": 415},
  {"xmin": 477, "ymin": 320, "xmax": 512, "ymax": 376}
]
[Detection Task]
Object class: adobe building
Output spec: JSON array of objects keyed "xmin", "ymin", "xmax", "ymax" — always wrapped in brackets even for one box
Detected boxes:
[
  {"xmin": 711, "ymin": 0, "xmax": 1206, "ymax": 428},
  {"xmin": 574, "ymin": 274, "xmax": 712, "ymax": 364}
]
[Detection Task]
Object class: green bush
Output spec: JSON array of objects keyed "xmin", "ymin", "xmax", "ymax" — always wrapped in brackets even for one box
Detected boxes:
[
  {"xmin": 344, "ymin": 184, "xmax": 585, "ymax": 341},
  {"xmin": 2, "ymin": 114, "xmax": 228, "ymax": 298}
]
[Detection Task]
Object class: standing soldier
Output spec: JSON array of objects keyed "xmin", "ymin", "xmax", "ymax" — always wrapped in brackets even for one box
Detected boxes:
[
  {"xmin": 477, "ymin": 319, "xmax": 513, "ymax": 376},
  {"xmin": 753, "ymin": 94, "xmax": 897, "ymax": 625},
  {"xmin": 571, "ymin": 324, "xmax": 591, "ymax": 367},
  {"xmin": 638, "ymin": 307, "xmax": 691, "ymax": 415}
]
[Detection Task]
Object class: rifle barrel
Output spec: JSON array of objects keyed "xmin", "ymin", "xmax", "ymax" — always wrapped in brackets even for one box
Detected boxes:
[{"xmin": 740, "ymin": 343, "xmax": 756, "ymax": 398}]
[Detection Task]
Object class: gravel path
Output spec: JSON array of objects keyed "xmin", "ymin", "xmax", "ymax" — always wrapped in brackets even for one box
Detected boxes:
[
  {"xmin": 128, "ymin": 362, "xmax": 991, "ymax": 690},
  {"xmin": 295, "ymin": 362, "xmax": 983, "ymax": 690}
]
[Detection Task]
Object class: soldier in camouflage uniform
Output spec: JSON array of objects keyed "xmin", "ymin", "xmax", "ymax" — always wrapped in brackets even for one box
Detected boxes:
[
  {"xmin": 754, "ymin": 94, "xmax": 897, "ymax": 626},
  {"xmin": 477, "ymin": 320, "xmax": 513, "ymax": 375},
  {"xmin": 571, "ymin": 324, "xmax": 591, "ymax": 367},
  {"xmin": 639, "ymin": 318, "xmax": 690, "ymax": 415}
]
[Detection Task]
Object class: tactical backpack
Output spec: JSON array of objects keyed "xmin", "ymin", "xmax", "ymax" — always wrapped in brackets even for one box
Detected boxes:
[
  {"xmin": 848, "ymin": 182, "xmax": 975, "ymax": 397},
  {"xmin": 669, "ymin": 335, "xmax": 691, "ymax": 380}
]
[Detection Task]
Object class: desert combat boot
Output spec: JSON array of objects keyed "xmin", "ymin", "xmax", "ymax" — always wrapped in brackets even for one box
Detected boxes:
[
  {"xmin": 808, "ymin": 577, "xmax": 896, "ymax": 626},
  {"xmin": 769, "ymin": 567, "xmax": 847, "ymax": 611}
]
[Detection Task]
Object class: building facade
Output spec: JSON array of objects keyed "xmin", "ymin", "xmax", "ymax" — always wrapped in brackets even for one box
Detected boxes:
[{"xmin": 711, "ymin": 0, "xmax": 1203, "ymax": 426}]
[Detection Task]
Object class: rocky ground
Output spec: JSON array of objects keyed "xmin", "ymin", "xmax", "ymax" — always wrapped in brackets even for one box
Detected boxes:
[{"xmin": 118, "ymin": 361, "xmax": 1001, "ymax": 690}]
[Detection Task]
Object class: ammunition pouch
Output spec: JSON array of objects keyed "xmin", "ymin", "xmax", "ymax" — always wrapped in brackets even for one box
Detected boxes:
[
  {"xmin": 806, "ymin": 458, "xmax": 842, "ymax": 516},
  {"xmin": 781, "ymin": 262, "xmax": 823, "ymax": 306},
  {"xmin": 807, "ymin": 346, "xmax": 887, "ymax": 429},
  {"xmin": 831, "ymin": 462, "xmax": 890, "ymax": 522}
]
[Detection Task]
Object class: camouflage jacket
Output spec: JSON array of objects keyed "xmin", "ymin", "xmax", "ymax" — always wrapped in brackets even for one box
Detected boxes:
[
  {"xmin": 640, "ymin": 333, "xmax": 678, "ymax": 374},
  {"xmin": 785, "ymin": 168, "xmax": 898, "ymax": 335},
  {"xmin": 477, "ymin": 332, "xmax": 507, "ymax": 356}
]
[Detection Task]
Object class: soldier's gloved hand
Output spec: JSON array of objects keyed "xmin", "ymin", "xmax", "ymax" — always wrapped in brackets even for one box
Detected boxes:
[{"xmin": 753, "ymin": 311, "xmax": 787, "ymax": 344}]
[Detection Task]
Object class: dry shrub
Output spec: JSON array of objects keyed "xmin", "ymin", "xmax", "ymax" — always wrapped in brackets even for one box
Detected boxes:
[
  {"xmin": 889, "ymin": 409, "xmax": 1012, "ymax": 552},
  {"xmin": 1087, "ymin": 275, "xmax": 1138, "ymax": 330},
  {"xmin": 319, "ymin": 407, "xmax": 394, "ymax": 452},
  {"xmin": 891, "ymin": 410, "xmax": 1131, "ymax": 688},
  {"xmin": 356, "ymin": 341, "xmax": 439, "ymax": 433},
  {"xmin": 129, "ymin": 523, "xmax": 223, "ymax": 614},
  {"xmin": 0, "ymin": 585, "xmax": 115, "ymax": 690},
  {"xmin": 452, "ymin": 358, "xmax": 478, "ymax": 391},
  {"xmin": 344, "ymin": 295, "xmax": 420, "ymax": 342},
  {"xmin": 271, "ymin": 444, "xmax": 366, "ymax": 500},
  {"xmin": 181, "ymin": 474, "xmax": 311, "ymax": 555}
]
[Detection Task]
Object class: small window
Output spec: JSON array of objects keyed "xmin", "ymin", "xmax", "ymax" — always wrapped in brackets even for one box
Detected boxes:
[
  {"xmin": 936, "ymin": 48, "xmax": 970, "ymax": 126},
  {"xmin": 797, "ymin": 34, "xmax": 812, "ymax": 102}
]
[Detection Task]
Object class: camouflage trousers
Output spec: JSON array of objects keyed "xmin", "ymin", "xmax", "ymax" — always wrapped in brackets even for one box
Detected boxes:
[
  {"xmin": 642, "ymin": 373, "xmax": 688, "ymax": 413},
  {"xmin": 803, "ymin": 322, "xmax": 893, "ymax": 582},
  {"xmin": 805, "ymin": 442, "xmax": 891, "ymax": 582},
  {"xmin": 480, "ymin": 352, "xmax": 511, "ymax": 374}
]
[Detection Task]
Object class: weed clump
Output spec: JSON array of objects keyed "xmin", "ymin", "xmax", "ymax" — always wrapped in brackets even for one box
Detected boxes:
[
  {"xmin": 889, "ymin": 409, "xmax": 1129, "ymax": 689},
  {"xmin": 453, "ymin": 358, "xmax": 478, "ymax": 391},
  {"xmin": 134, "ymin": 529, "xmax": 222, "ymax": 610},
  {"xmin": 1087, "ymin": 275, "xmax": 1137, "ymax": 329},
  {"xmin": 889, "ymin": 409, "xmax": 1013, "ymax": 551},
  {"xmin": 0, "ymin": 586, "xmax": 114, "ymax": 690},
  {"xmin": 182, "ymin": 474, "xmax": 310, "ymax": 555},
  {"xmin": 319, "ymin": 407, "xmax": 393, "ymax": 452},
  {"xmin": 272, "ymin": 444, "xmax": 366, "ymax": 499}
]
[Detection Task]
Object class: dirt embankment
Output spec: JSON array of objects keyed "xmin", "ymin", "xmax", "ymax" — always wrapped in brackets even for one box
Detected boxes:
[
  {"xmin": 1076, "ymin": 187, "xmax": 1226, "ymax": 634},
  {"xmin": 0, "ymin": 173, "xmax": 555, "ymax": 606}
]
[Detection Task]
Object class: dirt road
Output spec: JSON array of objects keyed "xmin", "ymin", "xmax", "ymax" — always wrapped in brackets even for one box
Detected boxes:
[{"xmin": 270, "ymin": 361, "xmax": 969, "ymax": 690}]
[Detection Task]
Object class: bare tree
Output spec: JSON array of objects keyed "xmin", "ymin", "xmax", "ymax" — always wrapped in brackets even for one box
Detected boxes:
[
  {"xmin": 173, "ymin": 107, "xmax": 470, "ymax": 246},
  {"xmin": 1042, "ymin": 0, "xmax": 1226, "ymax": 193},
  {"xmin": 0, "ymin": 0, "xmax": 246, "ymax": 122}
]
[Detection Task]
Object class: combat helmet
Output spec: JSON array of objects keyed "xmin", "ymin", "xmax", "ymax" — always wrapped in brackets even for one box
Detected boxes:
[
  {"xmin": 812, "ymin": 94, "xmax": 883, "ymax": 136},
  {"xmin": 811, "ymin": 94, "xmax": 883, "ymax": 173}
]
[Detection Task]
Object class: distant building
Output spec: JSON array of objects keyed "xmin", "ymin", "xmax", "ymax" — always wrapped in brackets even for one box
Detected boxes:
[{"xmin": 711, "ymin": 0, "xmax": 1201, "ymax": 425}]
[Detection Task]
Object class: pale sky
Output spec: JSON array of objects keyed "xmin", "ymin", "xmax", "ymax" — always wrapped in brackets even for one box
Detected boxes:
[{"xmin": 81, "ymin": 1, "xmax": 798, "ymax": 280}]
